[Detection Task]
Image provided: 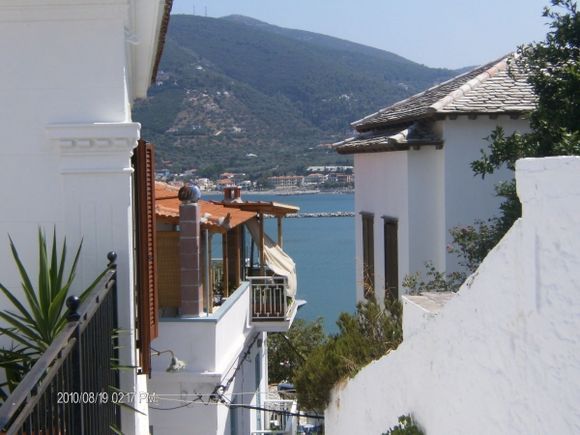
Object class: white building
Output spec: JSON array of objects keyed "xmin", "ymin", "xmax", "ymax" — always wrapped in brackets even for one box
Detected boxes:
[
  {"xmin": 335, "ymin": 56, "xmax": 535, "ymax": 302},
  {"xmin": 326, "ymin": 156, "xmax": 580, "ymax": 434},
  {"xmin": 150, "ymin": 185, "xmax": 301, "ymax": 434},
  {"xmin": 0, "ymin": 1, "xmax": 171, "ymax": 433},
  {"xmin": 268, "ymin": 176, "xmax": 304, "ymax": 189}
]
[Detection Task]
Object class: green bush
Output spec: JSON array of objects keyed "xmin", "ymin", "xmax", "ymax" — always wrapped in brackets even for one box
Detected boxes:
[
  {"xmin": 268, "ymin": 318, "xmax": 327, "ymax": 385},
  {"xmin": 383, "ymin": 415, "xmax": 424, "ymax": 435},
  {"xmin": 294, "ymin": 297, "xmax": 402, "ymax": 412}
]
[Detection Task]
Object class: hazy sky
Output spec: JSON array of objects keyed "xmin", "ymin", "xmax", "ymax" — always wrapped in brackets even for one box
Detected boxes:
[{"xmin": 170, "ymin": 0, "xmax": 551, "ymax": 69}]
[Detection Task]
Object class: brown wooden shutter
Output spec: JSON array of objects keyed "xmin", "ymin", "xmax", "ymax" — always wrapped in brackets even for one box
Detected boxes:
[
  {"xmin": 384, "ymin": 218, "xmax": 399, "ymax": 300},
  {"xmin": 361, "ymin": 213, "xmax": 375, "ymax": 298},
  {"xmin": 133, "ymin": 139, "xmax": 158, "ymax": 375}
]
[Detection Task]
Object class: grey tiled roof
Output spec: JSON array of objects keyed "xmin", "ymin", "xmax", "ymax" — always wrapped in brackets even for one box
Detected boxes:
[
  {"xmin": 335, "ymin": 121, "xmax": 443, "ymax": 154},
  {"xmin": 352, "ymin": 56, "xmax": 536, "ymax": 132}
]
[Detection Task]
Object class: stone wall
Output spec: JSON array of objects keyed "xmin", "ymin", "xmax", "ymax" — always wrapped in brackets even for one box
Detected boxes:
[{"xmin": 326, "ymin": 157, "xmax": 580, "ymax": 434}]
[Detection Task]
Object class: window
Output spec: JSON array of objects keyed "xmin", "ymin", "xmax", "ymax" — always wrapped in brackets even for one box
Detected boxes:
[
  {"xmin": 361, "ymin": 213, "xmax": 374, "ymax": 298},
  {"xmin": 383, "ymin": 217, "xmax": 399, "ymax": 300}
]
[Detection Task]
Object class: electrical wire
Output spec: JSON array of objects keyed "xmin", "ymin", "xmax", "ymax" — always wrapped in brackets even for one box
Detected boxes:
[
  {"xmin": 149, "ymin": 334, "xmax": 324, "ymax": 421},
  {"xmin": 149, "ymin": 393, "xmax": 323, "ymax": 419},
  {"xmin": 228, "ymin": 403, "xmax": 324, "ymax": 420}
]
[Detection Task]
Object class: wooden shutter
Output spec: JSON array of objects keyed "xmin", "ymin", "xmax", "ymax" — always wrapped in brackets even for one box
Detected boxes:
[
  {"xmin": 361, "ymin": 213, "xmax": 374, "ymax": 298},
  {"xmin": 384, "ymin": 218, "xmax": 399, "ymax": 300},
  {"xmin": 133, "ymin": 139, "xmax": 158, "ymax": 375}
]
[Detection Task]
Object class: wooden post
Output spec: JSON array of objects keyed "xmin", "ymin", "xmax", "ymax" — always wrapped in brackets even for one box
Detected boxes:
[
  {"xmin": 277, "ymin": 216, "xmax": 283, "ymax": 248},
  {"xmin": 259, "ymin": 213, "xmax": 265, "ymax": 274},
  {"xmin": 226, "ymin": 227, "xmax": 241, "ymax": 290},
  {"xmin": 208, "ymin": 233, "xmax": 213, "ymax": 307},
  {"xmin": 222, "ymin": 231, "xmax": 229, "ymax": 297}
]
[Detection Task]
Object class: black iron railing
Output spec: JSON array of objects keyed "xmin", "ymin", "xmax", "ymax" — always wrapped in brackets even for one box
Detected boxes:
[{"xmin": 0, "ymin": 252, "xmax": 120, "ymax": 435}]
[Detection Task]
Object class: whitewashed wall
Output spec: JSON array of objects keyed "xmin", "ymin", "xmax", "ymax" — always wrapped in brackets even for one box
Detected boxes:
[
  {"xmin": 149, "ymin": 284, "xmax": 267, "ymax": 435},
  {"xmin": 0, "ymin": 2, "xmax": 165, "ymax": 433},
  {"xmin": 354, "ymin": 151, "xmax": 410, "ymax": 303},
  {"xmin": 442, "ymin": 116, "xmax": 529, "ymax": 272},
  {"xmin": 326, "ymin": 157, "xmax": 580, "ymax": 435},
  {"xmin": 407, "ymin": 146, "xmax": 445, "ymax": 276},
  {"xmin": 353, "ymin": 116, "xmax": 529, "ymax": 302}
]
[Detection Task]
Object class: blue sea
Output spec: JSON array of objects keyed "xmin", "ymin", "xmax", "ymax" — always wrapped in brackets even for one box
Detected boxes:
[{"xmin": 206, "ymin": 192, "xmax": 356, "ymax": 334}]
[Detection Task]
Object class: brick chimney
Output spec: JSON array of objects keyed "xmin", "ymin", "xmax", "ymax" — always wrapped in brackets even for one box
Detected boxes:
[
  {"xmin": 224, "ymin": 186, "xmax": 241, "ymax": 202},
  {"xmin": 178, "ymin": 186, "xmax": 203, "ymax": 316}
]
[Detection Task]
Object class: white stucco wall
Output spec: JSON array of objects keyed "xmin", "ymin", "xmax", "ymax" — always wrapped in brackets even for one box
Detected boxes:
[
  {"xmin": 326, "ymin": 156, "xmax": 580, "ymax": 435},
  {"xmin": 0, "ymin": 2, "xmax": 164, "ymax": 433},
  {"xmin": 354, "ymin": 145, "xmax": 445, "ymax": 302},
  {"xmin": 149, "ymin": 284, "xmax": 268, "ymax": 435},
  {"xmin": 407, "ymin": 147, "xmax": 445, "ymax": 275},
  {"xmin": 354, "ymin": 151, "xmax": 410, "ymax": 302},
  {"xmin": 442, "ymin": 116, "xmax": 529, "ymax": 272},
  {"xmin": 353, "ymin": 116, "xmax": 530, "ymax": 302}
]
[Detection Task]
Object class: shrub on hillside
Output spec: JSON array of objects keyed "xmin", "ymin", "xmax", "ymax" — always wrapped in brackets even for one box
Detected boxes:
[{"xmin": 294, "ymin": 297, "xmax": 402, "ymax": 412}]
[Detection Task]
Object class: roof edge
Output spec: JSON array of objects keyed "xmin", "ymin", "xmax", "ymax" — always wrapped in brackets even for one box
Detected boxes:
[
  {"xmin": 429, "ymin": 56, "xmax": 508, "ymax": 112},
  {"xmin": 151, "ymin": 0, "xmax": 173, "ymax": 85}
]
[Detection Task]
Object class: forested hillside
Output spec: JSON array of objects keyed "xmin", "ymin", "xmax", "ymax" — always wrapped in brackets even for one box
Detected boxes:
[{"xmin": 133, "ymin": 15, "xmax": 460, "ymax": 178}]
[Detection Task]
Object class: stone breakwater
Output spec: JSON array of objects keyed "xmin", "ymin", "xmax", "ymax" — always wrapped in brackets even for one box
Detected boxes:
[{"xmin": 266, "ymin": 211, "xmax": 354, "ymax": 218}]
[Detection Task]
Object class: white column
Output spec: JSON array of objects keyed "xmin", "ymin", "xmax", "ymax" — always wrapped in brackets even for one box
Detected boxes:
[{"xmin": 48, "ymin": 121, "xmax": 143, "ymax": 434}]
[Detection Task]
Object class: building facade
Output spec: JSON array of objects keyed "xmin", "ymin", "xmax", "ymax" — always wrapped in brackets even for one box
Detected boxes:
[
  {"xmin": 335, "ymin": 57, "xmax": 535, "ymax": 302},
  {"xmin": 0, "ymin": 1, "xmax": 171, "ymax": 433},
  {"xmin": 149, "ymin": 185, "xmax": 301, "ymax": 434}
]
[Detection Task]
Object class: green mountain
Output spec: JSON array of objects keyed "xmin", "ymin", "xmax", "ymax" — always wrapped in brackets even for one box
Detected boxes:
[{"xmin": 133, "ymin": 15, "xmax": 458, "ymax": 178}]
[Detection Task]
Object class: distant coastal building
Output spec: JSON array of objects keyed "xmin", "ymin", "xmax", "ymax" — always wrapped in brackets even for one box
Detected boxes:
[
  {"xmin": 307, "ymin": 165, "xmax": 353, "ymax": 173},
  {"xmin": 335, "ymin": 55, "xmax": 535, "ymax": 302},
  {"xmin": 304, "ymin": 173, "xmax": 327, "ymax": 185},
  {"xmin": 268, "ymin": 175, "xmax": 305, "ymax": 189},
  {"xmin": 327, "ymin": 173, "xmax": 354, "ymax": 184}
]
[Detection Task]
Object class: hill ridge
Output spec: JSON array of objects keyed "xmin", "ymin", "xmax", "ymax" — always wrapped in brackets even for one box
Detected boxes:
[{"xmin": 133, "ymin": 15, "xmax": 458, "ymax": 179}]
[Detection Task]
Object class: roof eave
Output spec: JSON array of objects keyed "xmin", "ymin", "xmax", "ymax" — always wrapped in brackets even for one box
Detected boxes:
[
  {"xmin": 151, "ymin": 0, "xmax": 173, "ymax": 85},
  {"xmin": 354, "ymin": 113, "xmax": 433, "ymax": 133},
  {"xmin": 337, "ymin": 140, "xmax": 444, "ymax": 155}
]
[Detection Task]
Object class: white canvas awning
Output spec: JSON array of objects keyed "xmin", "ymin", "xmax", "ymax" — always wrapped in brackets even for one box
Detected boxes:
[{"xmin": 246, "ymin": 218, "xmax": 297, "ymax": 297}]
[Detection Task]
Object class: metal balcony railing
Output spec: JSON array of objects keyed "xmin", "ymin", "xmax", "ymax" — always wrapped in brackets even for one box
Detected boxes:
[
  {"xmin": 0, "ymin": 253, "xmax": 120, "ymax": 435},
  {"xmin": 251, "ymin": 399, "xmax": 297, "ymax": 434},
  {"xmin": 249, "ymin": 276, "xmax": 291, "ymax": 321}
]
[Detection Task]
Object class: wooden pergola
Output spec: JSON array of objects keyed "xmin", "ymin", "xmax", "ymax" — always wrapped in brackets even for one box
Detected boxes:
[{"xmin": 216, "ymin": 200, "xmax": 299, "ymax": 272}]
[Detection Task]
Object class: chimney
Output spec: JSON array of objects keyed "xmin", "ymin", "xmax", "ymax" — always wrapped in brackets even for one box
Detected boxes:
[
  {"xmin": 224, "ymin": 186, "xmax": 241, "ymax": 202},
  {"xmin": 178, "ymin": 185, "xmax": 203, "ymax": 316}
]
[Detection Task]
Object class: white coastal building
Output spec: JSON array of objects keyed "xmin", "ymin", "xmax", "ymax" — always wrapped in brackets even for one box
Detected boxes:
[
  {"xmin": 150, "ymin": 185, "xmax": 301, "ymax": 435},
  {"xmin": 335, "ymin": 56, "xmax": 535, "ymax": 302},
  {"xmin": 0, "ymin": 0, "xmax": 171, "ymax": 433}
]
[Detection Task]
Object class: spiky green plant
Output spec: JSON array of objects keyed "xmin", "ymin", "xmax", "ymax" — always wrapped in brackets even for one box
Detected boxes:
[{"xmin": 0, "ymin": 228, "xmax": 106, "ymax": 400}]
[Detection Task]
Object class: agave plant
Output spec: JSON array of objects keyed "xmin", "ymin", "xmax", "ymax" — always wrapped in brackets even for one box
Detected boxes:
[{"xmin": 0, "ymin": 228, "xmax": 106, "ymax": 400}]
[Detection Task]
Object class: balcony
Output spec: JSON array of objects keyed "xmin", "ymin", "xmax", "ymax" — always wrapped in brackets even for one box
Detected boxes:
[
  {"xmin": 249, "ymin": 276, "xmax": 299, "ymax": 332},
  {"xmin": 153, "ymin": 273, "xmax": 300, "ymax": 378},
  {"xmin": 251, "ymin": 399, "xmax": 298, "ymax": 435}
]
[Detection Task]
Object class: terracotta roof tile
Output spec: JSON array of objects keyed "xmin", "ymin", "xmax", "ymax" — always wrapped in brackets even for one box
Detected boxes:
[{"xmin": 155, "ymin": 182, "xmax": 256, "ymax": 232}]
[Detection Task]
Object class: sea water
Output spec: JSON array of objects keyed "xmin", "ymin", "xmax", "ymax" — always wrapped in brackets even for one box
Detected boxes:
[{"xmin": 206, "ymin": 192, "xmax": 356, "ymax": 334}]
